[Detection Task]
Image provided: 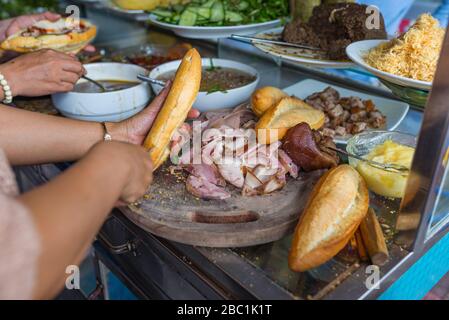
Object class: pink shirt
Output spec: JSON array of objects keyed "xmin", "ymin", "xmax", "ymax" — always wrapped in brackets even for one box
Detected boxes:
[{"xmin": 0, "ymin": 149, "xmax": 40, "ymax": 299}]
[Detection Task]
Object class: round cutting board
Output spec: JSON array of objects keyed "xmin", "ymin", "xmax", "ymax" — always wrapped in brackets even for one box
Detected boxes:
[{"xmin": 123, "ymin": 166, "xmax": 323, "ymax": 248}]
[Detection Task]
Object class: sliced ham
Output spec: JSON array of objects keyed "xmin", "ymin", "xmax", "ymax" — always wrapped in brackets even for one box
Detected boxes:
[
  {"xmin": 263, "ymin": 175, "xmax": 287, "ymax": 194},
  {"xmin": 278, "ymin": 149, "xmax": 299, "ymax": 179},
  {"xmin": 217, "ymin": 161, "xmax": 245, "ymax": 188},
  {"xmin": 186, "ymin": 175, "xmax": 230, "ymax": 200},
  {"xmin": 185, "ymin": 164, "xmax": 226, "ymax": 187}
]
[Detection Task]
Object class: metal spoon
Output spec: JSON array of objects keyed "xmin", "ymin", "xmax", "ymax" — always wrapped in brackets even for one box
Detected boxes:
[
  {"xmin": 327, "ymin": 146, "xmax": 410, "ymax": 175},
  {"xmin": 82, "ymin": 75, "xmax": 107, "ymax": 92},
  {"xmin": 137, "ymin": 74, "xmax": 166, "ymax": 87}
]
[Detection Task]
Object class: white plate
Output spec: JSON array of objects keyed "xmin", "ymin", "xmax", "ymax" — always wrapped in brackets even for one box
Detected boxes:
[
  {"xmin": 283, "ymin": 79, "xmax": 410, "ymax": 144},
  {"xmin": 148, "ymin": 15, "xmax": 281, "ymax": 39},
  {"xmin": 346, "ymin": 40, "xmax": 432, "ymax": 91},
  {"xmin": 252, "ymin": 27, "xmax": 354, "ymax": 69}
]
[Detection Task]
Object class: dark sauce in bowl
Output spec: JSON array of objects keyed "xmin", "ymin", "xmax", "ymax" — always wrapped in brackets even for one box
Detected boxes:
[
  {"xmin": 73, "ymin": 80, "xmax": 140, "ymax": 93},
  {"xmin": 157, "ymin": 67, "xmax": 256, "ymax": 93}
]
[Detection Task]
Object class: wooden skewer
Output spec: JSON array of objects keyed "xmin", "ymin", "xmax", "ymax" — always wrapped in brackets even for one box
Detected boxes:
[
  {"xmin": 360, "ymin": 208, "xmax": 389, "ymax": 266},
  {"xmin": 355, "ymin": 229, "xmax": 369, "ymax": 262},
  {"xmin": 396, "ymin": 213, "xmax": 421, "ymax": 231}
]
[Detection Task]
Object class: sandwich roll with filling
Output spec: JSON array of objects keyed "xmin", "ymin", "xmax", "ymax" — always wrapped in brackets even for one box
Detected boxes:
[
  {"xmin": 289, "ymin": 165, "xmax": 369, "ymax": 272},
  {"xmin": 1, "ymin": 17, "xmax": 97, "ymax": 53},
  {"xmin": 143, "ymin": 48, "xmax": 202, "ymax": 170}
]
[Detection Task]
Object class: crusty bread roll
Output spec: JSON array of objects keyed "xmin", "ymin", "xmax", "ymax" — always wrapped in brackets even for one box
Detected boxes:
[
  {"xmin": 1, "ymin": 18, "xmax": 96, "ymax": 54},
  {"xmin": 143, "ymin": 48, "xmax": 202, "ymax": 170},
  {"xmin": 289, "ymin": 165, "xmax": 369, "ymax": 272},
  {"xmin": 251, "ymin": 86, "xmax": 288, "ymax": 117}
]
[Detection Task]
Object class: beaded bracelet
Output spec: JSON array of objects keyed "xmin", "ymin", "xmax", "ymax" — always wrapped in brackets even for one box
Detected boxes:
[{"xmin": 0, "ymin": 73, "xmax": 12, "ymax": 104}]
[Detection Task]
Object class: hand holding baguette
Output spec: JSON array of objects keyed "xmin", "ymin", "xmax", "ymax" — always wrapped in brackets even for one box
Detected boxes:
[{"xmin": 143, "ymin": 48, "xmax": 202, "ymax": 170}]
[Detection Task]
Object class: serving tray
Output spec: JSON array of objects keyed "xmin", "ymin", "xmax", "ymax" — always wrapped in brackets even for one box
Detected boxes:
[{"xmin": 123, "ymin": 166, "xmax": 323, "ymax": 248}]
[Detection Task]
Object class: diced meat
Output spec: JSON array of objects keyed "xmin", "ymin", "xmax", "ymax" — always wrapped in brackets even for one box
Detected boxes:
[
  {"xmin": 351, "ymin": 122, "xmax": 367, "ymax": 134},
  {"xmin": 335, "ymin": 126, "xmax": 347, "ymax": 136},
  {"xmin": 186, "ymin": 175, "xmax": 230, "ymax": 200},
  {"xmin": 322, "ymin": 128, "xmax": 336, "ymax": 138},
  {"xmin": 304, "ymin": 87, "xmax": 386, "ymax": 137},
  {"xmin": 328, "ymin": 104, "xmax": 344, "ymax": 118}
]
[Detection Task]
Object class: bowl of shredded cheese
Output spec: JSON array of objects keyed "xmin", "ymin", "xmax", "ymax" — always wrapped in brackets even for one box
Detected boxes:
[{"xmin": 346, "ymin": 14, "xmax": 444, "ymax": 92}]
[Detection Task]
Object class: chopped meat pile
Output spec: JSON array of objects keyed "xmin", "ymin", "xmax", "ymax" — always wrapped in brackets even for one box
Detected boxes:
[
  {"xmin": 169, "ymin": 105, "xmax": 300, "ymax": 200},
  {"xmin": 282, "ymin": 3, "xmax": 387, "ymax": 60},
  {"xmin": 304, "ymin": 87, "xmax": 386, "ymax": 138}
]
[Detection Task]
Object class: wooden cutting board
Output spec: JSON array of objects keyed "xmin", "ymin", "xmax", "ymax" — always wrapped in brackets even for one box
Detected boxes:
[{"xmin": 123, "ymin": 166, "xmax": 324, "ymax": 248}]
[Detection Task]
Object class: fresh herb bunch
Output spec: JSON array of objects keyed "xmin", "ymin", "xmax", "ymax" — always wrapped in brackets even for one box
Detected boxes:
[
  {"xmin": 151, "ymin": 0, "xmax": 289, "ymax": 27},
  {"xmin": 0, "ymin": 0, "xmax": 59, "ymax": 19}
]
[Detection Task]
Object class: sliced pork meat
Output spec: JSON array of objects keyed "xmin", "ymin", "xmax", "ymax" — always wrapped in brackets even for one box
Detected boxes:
[
  {"xmin": 186, "ymin": 175, "xmax": 230, "ymax": 200},
  {"xmin": 283, "ymin": 123, "xmax": 339, "ymax": 172},
  {"xmin": 242, "ymin": 170, "xmax": 263, "ymax": 196},
  {"xmin": 278, "ymin": 149, "xmax": 299, "ymax": 179},
  {"xmin": 206, "ymin": 104, "xmax": 256, "ymax": 129},
  {"xmin": 263, "ymin": 175, "xmax": 286, "ymax": 194},
  {"xmin": 185, "ymin": 164, "xmax": 226, "ymax": 187},
  {"xmin": 217, "ymin": 161, "xmax": 245, "ymax": 189}
]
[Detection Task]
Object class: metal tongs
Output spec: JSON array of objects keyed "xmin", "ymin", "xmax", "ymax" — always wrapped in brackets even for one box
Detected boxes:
[
  {"xmin": 328, "ymin": 147, "xmax": 410, "ymax": 175},
  {"xmin": 229, "ymin": 34, "xmax": 324, "ymax": 52}
]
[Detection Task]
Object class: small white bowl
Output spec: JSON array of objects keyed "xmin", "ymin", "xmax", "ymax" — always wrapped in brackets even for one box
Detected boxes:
[
  {"xmin": 149, "ymin": 58, "xmax": 260, "ymax": 112},
  {"xmin": 52, "ymin": 63, "xmax": 152, "ymax": 122}
]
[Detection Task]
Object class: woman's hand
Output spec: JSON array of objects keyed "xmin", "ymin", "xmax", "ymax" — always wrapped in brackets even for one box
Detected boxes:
[
  {"xmin": 0, "ymin": 49, "xmax": 85, "ymax": 97},
  {"xmin": 87, "ymin": 141, "xmax": 154, "ymax": 203},
  {"xmin": 108, "ymin": 81, "xmax": 201, "ymax": 146},
  {"xmin": 0, "ymin": 12, "xmax": 61, "ymax": 41}
]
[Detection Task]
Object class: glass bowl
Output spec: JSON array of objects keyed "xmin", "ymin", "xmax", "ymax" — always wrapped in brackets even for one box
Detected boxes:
[{"xmin": 346, "ymin": 131, "xmax": 417, "ymax": 199}]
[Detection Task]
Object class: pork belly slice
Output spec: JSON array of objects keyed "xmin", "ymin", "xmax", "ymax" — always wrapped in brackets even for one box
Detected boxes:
[
  {"xmin": 186, "ymin": 175, "xmax": 230, "ymax": 200},
  {"xmin": 185, "ymin": 164, "xmax": 226, "ymax": 187}
]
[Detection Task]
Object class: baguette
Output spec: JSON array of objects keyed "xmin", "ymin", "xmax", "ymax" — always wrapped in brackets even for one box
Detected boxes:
[
  {"xmin": 289, "ymin": 165, "xmax": 369, "ymax": 272},
  {"xmin": 1, "ymin": 18, "xmax": 96, "ymax": 54},
  {"xmin": 143, "ymin": 48, "xmax": 202, "ymax": 170},
  {"xmin": 251, "ymin": 86, "xmax": 288, "ymax": 117}
]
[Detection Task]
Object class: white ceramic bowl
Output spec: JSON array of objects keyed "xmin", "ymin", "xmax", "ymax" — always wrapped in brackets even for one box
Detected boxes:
[
  {"xmin": 52, "ymin": 63, "xmax": 152, "ymax": 122},
  {"xmin": 346, "ymin": 40, "xmax": 432, "ymax": 91},
  {"xmin": 149, "ymin": 58, "xmax": 260, "ymax": 112}
]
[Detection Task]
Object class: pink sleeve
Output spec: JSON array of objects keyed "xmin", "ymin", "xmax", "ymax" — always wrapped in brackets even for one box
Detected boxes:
[{"xmin": 0, "ymin": 150, "xmax": 41, "ymax": 299}]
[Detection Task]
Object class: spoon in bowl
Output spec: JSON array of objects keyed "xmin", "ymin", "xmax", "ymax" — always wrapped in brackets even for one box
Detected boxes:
[
  {"xmin": 327, "ymin": 146, "xmax": 410, "ymax": 175},
  {"xmin": 137, "ymin": 74, "xmax": 166, "ymax": 87},
  {"xmin": 82, "ymin": 75, "xmax": 107, "ymax": 93}
]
